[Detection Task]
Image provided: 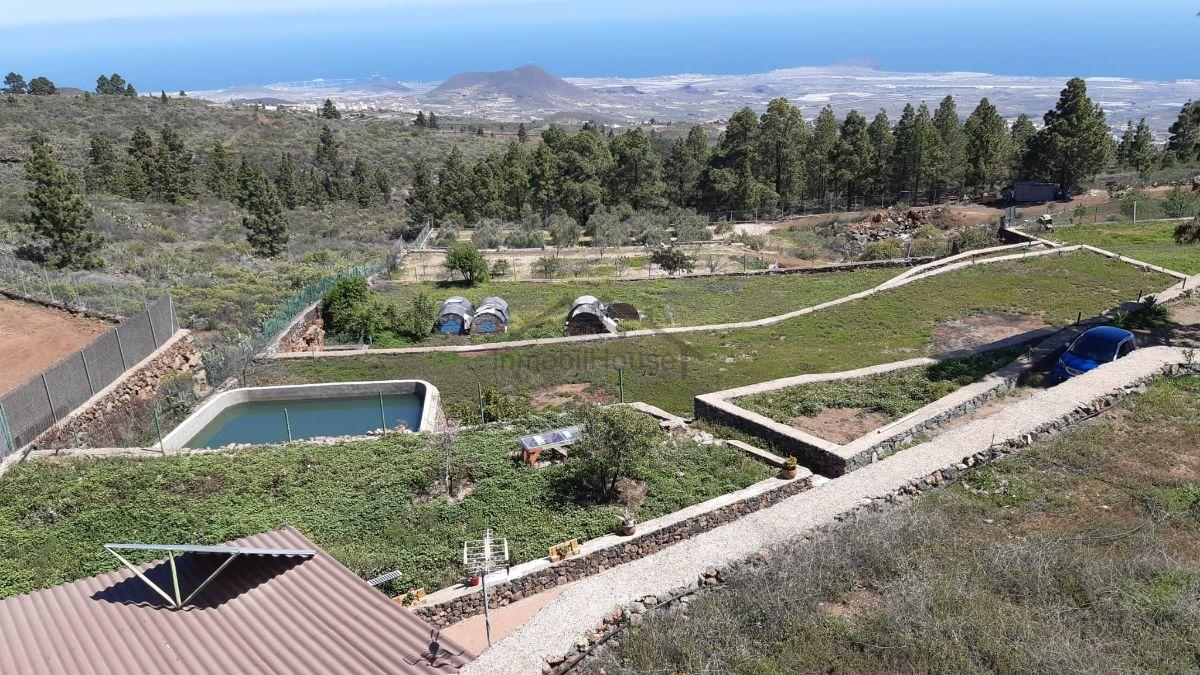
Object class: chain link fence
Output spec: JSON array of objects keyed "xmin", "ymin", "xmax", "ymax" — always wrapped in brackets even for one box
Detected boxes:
[
  {"xmin": 0, "ymin": 295, "xmax": 177, "ymax": 457},
  {"xmin": 0, "ymin": 253, "xmax": 148, "ymax": 317}
]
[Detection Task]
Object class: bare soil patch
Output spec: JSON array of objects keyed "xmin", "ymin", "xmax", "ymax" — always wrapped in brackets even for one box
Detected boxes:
[
  {"xmin": 789, "ymin": 407, "xmax": 891, "ymax": 445},
  {"xmin": 930, "ymin": 312, "xmax": 1049, "ymax": 353},
  {"xmin": 0, "ymin": 298, "xmax": 112, "ymax": 395},
  {"xmin": 529, "ymin": 383, "xmax": 615, "ymax": 409}
]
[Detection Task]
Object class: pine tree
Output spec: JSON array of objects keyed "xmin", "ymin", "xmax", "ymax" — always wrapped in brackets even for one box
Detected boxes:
[
  {"xmin": 1009, "ymin": 113, "xmax": 1037, "ymax": 179},
  {"xmin": 203, "ymin": 141, "xmax": 238, "ymax": 200},
  {"xmin": 3, "ymin": 72, "xmax": 25, "ymax": 94},
  {"xmin": 892, "ymin": 103, "xmax": 940, "ymax": 201},
  {"xmin": 964, "ymin": 97, "xmax": 1011, "ymax": 189},
  {"xmin": 866, "ymin": 110, "xmax": 895, "ymax": 195},
  {"xmin": 701, "ymin": 107, "xmax": 774, "ymax": 213},
  {"xmin": 1025, "ymin": 77, "xmax": 1113, "ymax": 192},
  {"xmin": 17, "ymin": 143, "xmax": 104, "ymax": 269},
  {"xmin": 831, "ymin": 110, "xmax": 874, "ymax": 209},
  {"xmin": 28, "ymin": 76, "xmax": 56, "ymax": 96},
  {"xmin": 1166, "ymin": 101, "xmax": 1200, "ymax": 163},
  {"xmin": 427, "ymin": 112, "xmax": 439, "ymax": 129},
  {"xmin": 320, "ymin": 98, "xmax": 342, "ymax": 120},
  {"xmin": 124, "ymin": 126, "xmax": 156, "ymax": 200},
  {"xmin": 499, "ymin": 141, "xmax": 532, "ymax": 220},
  {"xmin": 350, "ymin": 157, "xmax": 380, "ymax": 207},
  {"xmin": 160, "ymin": 90, "xmax": 168, "ymax": 104},
  {"xmin": 85, "ymin": 133, "xmax": 123, "ymax": 195},
  {"xmin": 124, "ymin": 83, "xmax": 137, "ymax": 97},
  {"xmin": 529, "ymin": 140, "xmax": 561, "ymax": 219},
  {"xmin": 313, "ymin": 125, "xmax": 345, "ymax": 201},
  {"xmin": 663, "ymin": 125, "xmax": 709, "ymax": 207},
  {"xmin": 756, "ymin": 98, "xmax": 808, "ymax": 211},
  {"xmin": 95, "ymin": 75, "xmax": 111, "ymax": 95},
  {"xmin": 517, "ymin": 123, "xmax": 529, "ymax": 143},
  {"xmin": 156, "ymin": 126, "xmax": 193, "ymax": 203},
  {"xmin": 932, "ymin": 95, "xmax": 965, "ymax": 195},
  {"xmin": 405, "ymin": 160, "xmax": 439, "ymax": 225},
  {"xmin": 606, "ymin": 127, "xmax": 666, "ymax": 211},
  {"xmin": 275, "ymin": 153, "xmax": 300, "ymax": 209},
  {"xmin": 807, "ymin": 105, "xmax": 839, "ymax": 204},
  {"xmin": 1116, "ymin": 121, "xmax": 1135, "ymax": 166},
  {"xmin": 1127, "ymin": 118, "xmax": 1156, "ymax": 174},
  {"xmin": 556, "ymin": 127, "xmax": 613, "ymax": 224},
  {"xmin": 242, "ymin": 170, "xmax": 289, "ymax": 257},
  {"xmin": 414, "ymin": 111, "xmax": 427, "ymax": 128}
]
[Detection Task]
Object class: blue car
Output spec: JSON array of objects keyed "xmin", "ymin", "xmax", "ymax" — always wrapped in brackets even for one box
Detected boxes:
[{"xmin": 1050, "ymin": 326, "xmax": 1138, "ymax": 383}]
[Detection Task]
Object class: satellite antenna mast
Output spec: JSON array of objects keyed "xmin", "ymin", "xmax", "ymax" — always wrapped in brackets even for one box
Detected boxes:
[{"xmin": 462, "ymin": 528, "xmax": 509, "ymax": 648}]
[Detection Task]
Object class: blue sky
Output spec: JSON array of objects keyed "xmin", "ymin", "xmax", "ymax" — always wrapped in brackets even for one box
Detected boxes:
[{"xmin": 2, "ymin": 1, "xmax": 1198, "ymax": 90}]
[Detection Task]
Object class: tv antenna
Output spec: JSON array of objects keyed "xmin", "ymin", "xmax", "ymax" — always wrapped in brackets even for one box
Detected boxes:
[{"xmin": 462, "ymin": 529, "xmax": 509, "ymax": 648}]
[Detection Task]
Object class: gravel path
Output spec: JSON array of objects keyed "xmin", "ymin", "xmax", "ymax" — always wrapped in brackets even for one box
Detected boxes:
[{"xmin": 463, "ymin": 346, "xmax": 1188, "ymax": 674}]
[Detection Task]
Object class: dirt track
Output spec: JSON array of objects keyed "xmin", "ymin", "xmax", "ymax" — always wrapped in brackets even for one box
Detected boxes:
[{"xmin": 0, "ymin": 298, "xmax": 112, "ymax": 395}]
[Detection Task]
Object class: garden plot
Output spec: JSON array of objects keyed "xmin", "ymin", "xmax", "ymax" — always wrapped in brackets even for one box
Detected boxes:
[{"xmin": 1050, "ymin": 219, "xmax": 1200, "ymax": 275}]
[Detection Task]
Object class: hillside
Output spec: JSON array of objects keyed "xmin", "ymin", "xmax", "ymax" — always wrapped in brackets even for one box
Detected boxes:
[{"xmin": 428, "ymin": 63, "xmax": 594, "ymax": 105}]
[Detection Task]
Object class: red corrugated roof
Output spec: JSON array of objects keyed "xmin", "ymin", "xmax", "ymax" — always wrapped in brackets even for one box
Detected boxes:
[{"xmin": 0, "ymin": 525, "xmax": 474, "ymax": 674}]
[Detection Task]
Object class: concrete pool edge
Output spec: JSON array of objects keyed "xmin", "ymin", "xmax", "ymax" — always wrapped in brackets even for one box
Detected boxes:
[{"xmin": 158, "ymin": 380, "xmax": 441, "ymax": 450}]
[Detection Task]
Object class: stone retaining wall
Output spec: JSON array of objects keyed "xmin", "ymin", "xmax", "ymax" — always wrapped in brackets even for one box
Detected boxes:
[
  {"xmin": 414, "ymin": 472, "xmax": 814, "ymax": 628},
  {"xmin": 275, "ymin": 304, "xmax": 324, "ymax": 353},
  {"xmin": 30, "ymin": 331, "xmax": 207, "ymax": 449},
  {"xmin": 559, "ymin": 360, "xmax": 1200, "ymax": 674}
]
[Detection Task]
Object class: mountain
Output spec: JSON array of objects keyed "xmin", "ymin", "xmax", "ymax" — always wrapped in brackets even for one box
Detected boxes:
[{"xmin": 428, "ymin": 63, "xmax": 593, "ymax": 105}]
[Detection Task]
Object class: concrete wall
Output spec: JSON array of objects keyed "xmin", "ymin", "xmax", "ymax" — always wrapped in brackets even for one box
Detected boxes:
[{"xmin": 157, "ymin": 379, "xmax": 441, "ymax": 450}]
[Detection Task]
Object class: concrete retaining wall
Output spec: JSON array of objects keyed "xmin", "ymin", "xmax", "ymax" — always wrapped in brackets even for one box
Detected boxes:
[{"xmin": 157, "ymin": 379, "xmax": 441, "ymax": 450}]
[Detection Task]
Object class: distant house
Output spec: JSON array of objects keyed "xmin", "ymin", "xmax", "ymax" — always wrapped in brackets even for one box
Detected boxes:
[
  {"xmin": 565, "ymin": 295, "xmax": 618, "ymax": 336},
  {"xmin": 1012, "ymin": 181, "xmax": 1059, "ymax": 203},
  {"xmin": 0, "ymin": 526, "xmax": 473, "ymax": 674},
  {"xmin": 436, "ymin": 296, "xmax": 475, "ymax": 335},
  {"xmin": 470, "ymin": 296, "xmax": 510, "ymax": 334}
]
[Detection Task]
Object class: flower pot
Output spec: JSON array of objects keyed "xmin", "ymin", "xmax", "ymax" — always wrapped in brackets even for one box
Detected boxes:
[
  {"xmin": 780, "ymin": 468, "xmax": 798, "ymax": 480},
  {"xmin": 621, "ymin": 520, "xmax": 637, "ymax": 536},
  {"xmin": 468, "ymin": 576, "xmax": 481, "ymax": 587}
]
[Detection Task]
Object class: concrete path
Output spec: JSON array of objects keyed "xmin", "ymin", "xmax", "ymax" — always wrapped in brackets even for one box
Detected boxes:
[{"xmin": 462, "ymin": 346, "xmax": 1187, "ymax": 674}]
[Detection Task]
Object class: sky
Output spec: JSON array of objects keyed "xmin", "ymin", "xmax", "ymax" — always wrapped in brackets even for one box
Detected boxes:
[{"xmin": 2, "ymin": 1, "xmax": 1198, "ymax": 91}]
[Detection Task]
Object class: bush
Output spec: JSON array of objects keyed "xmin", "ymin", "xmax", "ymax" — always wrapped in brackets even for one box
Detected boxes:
[
  {"xmin": 432, "ymin": 225, "xmax": 460, "ymax": 247},
  {"xmin": 392, "ymin": 292, "xmax": 437, "ymax": 341},
  {"xmin": 532, "ymin": 256, "xmax": 562, "ymax": 278},
  {"xmin": 649, "ymin": 246, "xmax": 696, "ymax": 275},
  {"xmin": 321, "ymin": 275, "xmax": 372, "ymax": 333},
  {"xmin": 471, "ymin": 219, "xmax": 504, "ymax": 249},
  {"xmin": 1162, "ymin": 186, "xmax": 1198, "ymax": 219},
  {"xmin": 505, "ymin": 217, "xmax": 544, "ymax": 249},
  {"xmin": 1113, "ymin": 295, "xmax": 1170, "ymax": 330},
  {"xmin": 443, "ymin": 241, "xmax": 489, "ymax": 284},
  {"xmin": 1175, "ymin": 215, "xmax": 1200, "ymax": 245},
  {"xmin": 490, "ymin": 258, "xmax": 511, "ymax": 277},
  {"xmin": 858, "ymin": 239, "xmax": 903, "ymax": 261},
  {"xmin": 569, "ymin": 406, "xmax": 661, "ymax": 501}
]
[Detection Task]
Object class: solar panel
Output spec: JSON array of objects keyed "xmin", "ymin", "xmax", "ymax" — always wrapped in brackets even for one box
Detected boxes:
[
  {"xmin": 105, "ymin": 543, "xmax": 316, "ymax": 557},
  {"xmin": 518, "ymin": 425, "xmax": 582, "ymax": 451}
]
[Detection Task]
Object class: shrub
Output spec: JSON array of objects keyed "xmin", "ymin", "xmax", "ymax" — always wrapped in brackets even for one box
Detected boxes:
[
  {"xmin": 649, "ymin": 246, "xmax": 696, "ymax": 275},
  {"xmin": 432, "ymin": 225, "xmax": 460, "ymax": 247},
  {"xmin": 1162, "ymin": 186, "xmax": 1198, "ymax": 219},
  {"xmin": 392, "ymin": 292, "xmax": 437, "ymax": 341},
  {"xmin": 532, "ymin": 256, "xmax": 562, "ymax": 278},
  {"xmin": 1113, "ymin": 295, "xmax": 1170, "ymax": 330},
  {"xmin": 471, "ymin": 219, "xmax": 504, "ymax": 249},
  {"xmin": 321, "ymin": 275, "xmax": 372, "ymax": 332},
  {"xmin": 443, "ymin": 241, "xmax": 489, "ymax": 284},
  {"xmin": 505, "ymin": 217, "xmax": 544, "ymax": 249},
  {"xmin": 490, "ymin": 258, "xmax": 511, "ymax": 277},
  {"xmin": 1175, "ymin": 215, "xmax": 1200, "ymax": 245},
  {"xmin": 858, "ymin": 239, "xmax": 903, "ymax": 261},
  {"xmin": 569, "ymin": 406, "xmax": 661, "ymax": 501}
]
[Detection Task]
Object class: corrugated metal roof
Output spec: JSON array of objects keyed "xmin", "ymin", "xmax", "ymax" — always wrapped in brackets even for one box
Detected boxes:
[{"xmin": 0, "ymin": 525, "xmax": 475, "ymax": 675}]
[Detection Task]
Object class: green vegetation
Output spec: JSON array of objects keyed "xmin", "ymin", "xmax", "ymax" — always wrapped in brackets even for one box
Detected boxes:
[
  {"xmin": 1052, "ymin": 219, "xmax": 1200, "ymax": 274},
  {"xmin": 588, "ymin": 376, "xmax": 1200, "ymax": 673},
  {"xmin": 738, "ymin": 347, "xmax": 1022, "ymax": 423},
  {"xmin": 256, "ymin": 252, "xmax": 1171, "ymax": 415},
  {"xmin": 376, "ymin": 266, "xmax": 897, "ymax": 341},
  {"xmin": 0, "ymin": 415, "xmax": 769, "ymax": 599}
]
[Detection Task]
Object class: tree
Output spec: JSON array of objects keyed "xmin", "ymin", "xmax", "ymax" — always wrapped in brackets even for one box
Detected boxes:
[
  {"xmin": 1166, "ymin": 101, "xmax": 1200, "ymax": 163},
  {"xmin": 124, "ymin": 83, "xmax": 136, "ymax": 97},
  {"xmin": 932, "ymin": 95, "xmax": 965, "ymax": 195},
  {"xmin": 557, "ymin": 127, "xmax": 612, "ymax": 223},
  {"xmin": 1162, "ymin": 186, "xmax": 1197, "ymax": 219},
  {"xmin": 963, "ymin": 97, "xmax": 1011, "ymax": 189},
  {"xmin": 405, "ymin": 160, "xmax": 439, "ymax": 225},
  {"xmin": 17, "ymin": 143, "xmax": 104, "ymax": 269},
  {"xmin": 471, "ymin": 219, "xmax": 504, "ymax": 249},
  {"xmin": 85, "ymin": 133, "xmax": 123, "ymax": 195},
  {"xmin": 1009, "ymin": 113, "xmax": 1037, "ymax": 179},
  {"xmin": 547, "ymin": 213, "xmax": 582, "ymax": 250},
  {"xmin": 672, "ymin": 208, "xmax": 710, "ymax": 242},
  {"xmin": 28, "ymin": 76, "xmax": 56, "ymax": 96},
  {"xmin": 606, "ymin": 127, "xmax": 666, "ymax": 211},
  {"xmin": 313, "ymin": 125, "xmax": 345, "ymax": 201},
  {"xmin": 436, "ymin": 147, "xmax": 474, "ymax": 221},
  {"xmin": 414, "ymin": 111, "xmax": 427, "ymax": 128},
  {"xmin": 589, "ymin": 206, "xmax": 631, "ymax": 249},
  {"xmin": 498, "ymin": 142, "xmax": 532, "ymax": 219},
  {"xmin": 505, "ymin": 217, "xmax": 544, "ymax": 249},
  {"xmin": 3, "ymin": 72, "xmax": 25, "ymax": 94},
  {"xmin": 866, "ymin": 110, "xmax": 895, "ymax": 195},
  {"xmin": 320, "ymin": 98, "xmax": 342, "ymax": 120},
  {"xmin": 649, "ymin": 246, "xmax": 695, "ymax": 275},
  {"xmin": 517, "ymin": 123, "xmax": 528, "ymax": 143},
  {"xmin": 830, "ymin": 109, "xmax": 874, "ymax": 209},
  {"xmin": 443, "ymin": 241, "xmax": 489, "ymax": 284},
  {"xmin": 394, "ymin": 293, "xmax": 437, "ymax": 341},
  {"xmin": 160, "ymin": 90, "xmax": 168, "ymax": 104},
  {"xmin": 124, "ymin": 126, "xmax": 156, "ymax": 200},
  {"xmin": 757, "ymin": 98, "xmax": 808, "ymax": 211},
  {"xmin": 427, "ymin": 112, "xmax": 439, "ymax": 129},
  {"xmin": 663, "ymin": 125, "xmax": 709, "ymax": 207},
  {"xmin": 275, "ymin": 152, "xmax": 301, "ymax": 209},
  {"xmin": 529, "ymin": 141, "xmax": 561, "ymax": 218},
  {"xmin": 569, "ymin": 405, "xmax": 660, "ymax": 499},
  {"xmin": 700, "ymin": 107, "xmax": 774, "ymax": 214},
  {"xmin": 321, "ymin": 276, "xmax": 373, "ymax": 331},
  {"xmin": 95, "ymin": 73, "xmax": 128, "ymax": 95},
  {"xmin": 807, "ymin": 105, "xmax": 840, "ymax": 205},
  {"xmin": 203, "ymin": 141, "xmax": 238, "ymax": 201},
  {"xmin": 351, "ymin": 157, "xmax": 383, "ymax": 207},
  {"xmin": 241, "ymin": 170, "xmax": 289, "ymax": 257},
  {"xmin": 1025, "ymin": 77, "xmax": 1112, "ymax": 193},
  {"xmin": 1121, "ymin": 118, "xmax": 1156, "ymax": 174},
  {"xmin": 892, "ymin": 103, "xmax": 939, "ymax": 200},
  {"xmin": 156, "ymin": 126, "xmax": 193, "ymax": 203}
]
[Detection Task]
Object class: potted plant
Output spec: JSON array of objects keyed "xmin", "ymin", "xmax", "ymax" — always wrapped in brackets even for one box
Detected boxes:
[
  {"xmin": 780, "ymin": 456, "xmax": 798, "ymax": 480},
  {"xmin": 621, "ymin": 509, "xmax": 637, "ymax": 536}
]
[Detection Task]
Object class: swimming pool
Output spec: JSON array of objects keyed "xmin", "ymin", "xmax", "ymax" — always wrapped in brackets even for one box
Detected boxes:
[{"xmin": 158, "ymin": 380, "xmax": 440, "ymax": 450}]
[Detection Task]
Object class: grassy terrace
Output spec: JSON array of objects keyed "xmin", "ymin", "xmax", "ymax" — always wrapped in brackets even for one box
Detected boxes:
[
  {"xmin": 255, "ymin": 252, "xmax": 1173, "ymax": 415},
  {"xmin": 1052, "ymin": 219, "xmax": 1200, "ymax": 275},
  {"xmin": 0, "ymin": 417, "xmax": 769, "ymax": 600},
  {"xmin": 588, "ymin": 376, "xmax": 1200, "ymax": 673},
  {"xmin": 374, "ymin": 267, "xmax": 899, "ymax": 341},
  {"xmin": 738, "ymin": 348, "xmax": 1022, "ymax": 426}
]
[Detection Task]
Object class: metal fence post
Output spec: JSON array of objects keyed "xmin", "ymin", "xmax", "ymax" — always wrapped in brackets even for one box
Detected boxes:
[
  {"xmin": 42, "ymin": 373, "xmax": 57, "ymax": 423},
  {"xmin": 0, "ymin": 401, "xmax": 15, "ymax": 455},
  {"xmin": 81, "ymin": 351, "xmax": 95, "ymax": 397},
  {"xmin": 115, "ymin": 329, "xmax": 128, "ymax": 370},
  {"xmin": 146, "ymin": 306, "xmax": 159, "ymax": 346}
]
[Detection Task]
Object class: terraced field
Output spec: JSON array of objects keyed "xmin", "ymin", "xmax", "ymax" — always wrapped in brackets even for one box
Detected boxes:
[{"xmin": 1052, "ymin": 219, "xmax": 1200, "ymax": 275}]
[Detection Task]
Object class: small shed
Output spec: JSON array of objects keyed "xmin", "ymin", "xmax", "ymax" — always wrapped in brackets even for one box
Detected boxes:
[
  {"xmin": 436, "ymin": 296, "xmax": 475, "ymax": 335},
  {"xmin": 565, "ymin": 295, "xmax": 618, "ymax": 336},
  {"xmin": 1012, "ymin": 181, "xmax": 1058, "ymax": 203},
  {"xmin": 470, "ymin": 296, "xmax": 510, "ymax": 334}
]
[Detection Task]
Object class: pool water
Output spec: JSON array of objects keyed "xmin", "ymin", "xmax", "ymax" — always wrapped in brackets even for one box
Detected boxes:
[{"xmin": 184, "ymin": 394, "xmax": 424, "ymax": 448}]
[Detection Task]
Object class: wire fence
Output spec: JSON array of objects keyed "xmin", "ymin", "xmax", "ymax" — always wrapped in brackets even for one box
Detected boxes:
[
  {"xmin": 0, "ymin": 295, "xmax": 177, "ymax": 458},
  {"xmin": 200, "ymin": 258, "xmax": 387, "ymax": 387},
  {"xmin": 0, "ymin": 253, "xmax": 148, "ymax": 317}
]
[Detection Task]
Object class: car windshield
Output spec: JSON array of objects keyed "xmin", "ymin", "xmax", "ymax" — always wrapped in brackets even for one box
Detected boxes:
[{"xmin": 1068, "ymin": 334, "xmax": 1120, "ymax": 363}]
